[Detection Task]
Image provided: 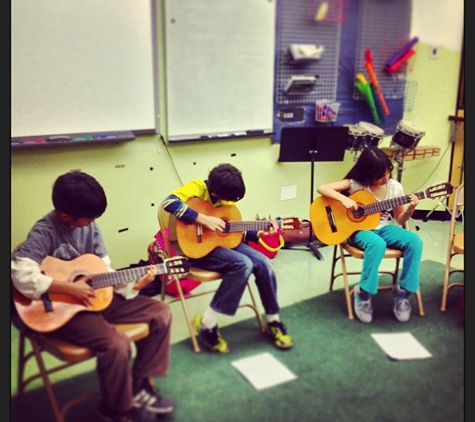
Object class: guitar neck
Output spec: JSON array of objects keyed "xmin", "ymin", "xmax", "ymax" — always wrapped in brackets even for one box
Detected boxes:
[
  {"xmin": 361, "ymin": 190, "xmax": 427, "ymax": 216},
  {"xmin": 89, "ymin": 263, "xmax": 167, "ymax": 290},
  {"xmin": 224, "ymin": 220, "xmax": 281, "ymax": 233}
]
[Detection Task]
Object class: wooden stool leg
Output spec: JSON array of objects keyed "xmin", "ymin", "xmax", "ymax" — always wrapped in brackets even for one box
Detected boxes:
[
  {"xmin": 339, "ymin": 244, "xmax": 354, "ymax": 320},
  {"xmin": 415, "ymin": 291, "xmax": 425, "ymax": 316}
]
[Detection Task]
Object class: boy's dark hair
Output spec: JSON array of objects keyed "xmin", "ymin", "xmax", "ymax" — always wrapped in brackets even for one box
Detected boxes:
[
  {"xmin": 207, "ymin": 163, "xmax": 246, "ymax": 202},
  {"xmin": 344, "ymin": 146, "xmax": 394, "ymax": 186},
  {"xmin": 52, "ymin": 171, "xmax": 107, "ymax": 219}
]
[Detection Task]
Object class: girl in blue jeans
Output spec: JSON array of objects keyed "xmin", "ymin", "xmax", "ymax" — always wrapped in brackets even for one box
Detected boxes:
[{"xmin": 317, "ymin": 146, "xmax": 423, "ymax": 323}]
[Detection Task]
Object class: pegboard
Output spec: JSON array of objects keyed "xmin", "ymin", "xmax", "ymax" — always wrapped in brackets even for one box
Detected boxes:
[
  {"xmin": 354, "ymin": 0, "xmax": 413, "ymax": 102},
  {"xmin": 274, "ymin": 0, "xmax": 343, "ymax": 106},
  {"xmin": 272, "ymin": 0, "xmax": 411, "ymax": 144}
]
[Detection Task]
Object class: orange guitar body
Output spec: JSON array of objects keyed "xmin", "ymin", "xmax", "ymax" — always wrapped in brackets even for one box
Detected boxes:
[
  {"xmin": 172, "ymin": 197, "xmax": 298, "ymax": 259},
  {"xmin": 310, "ymin": 190, "xmax": 380, "ymax": 245},
  {"xmin": 174, "ymin": 197, "xmax": 244, "ymax": 259},
  {"xmin": 12, "ymin": 254, "xmax": 113, "ymax": 333},
  {"xmin": 310, "ymin": 182, "xmax": 453, "ymax": 246},
  {"xmin": 13, "ymin": 253, "xmax": 189, "ymax": 333}
]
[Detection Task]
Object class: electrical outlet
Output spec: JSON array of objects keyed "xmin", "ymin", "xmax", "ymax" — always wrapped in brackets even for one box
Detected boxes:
[{"xmin": 281, "ymin": 185, "xmax": 297, "ymax": 200}]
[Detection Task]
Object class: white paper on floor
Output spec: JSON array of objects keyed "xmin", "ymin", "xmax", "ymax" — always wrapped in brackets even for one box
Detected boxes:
[
  {"xmin": 371, "ymin": 332, "xmax": 433, "ymax": 360},
  {"xmin": 231, "ymin": 352, "xmax": 297, "ymax": 390}
]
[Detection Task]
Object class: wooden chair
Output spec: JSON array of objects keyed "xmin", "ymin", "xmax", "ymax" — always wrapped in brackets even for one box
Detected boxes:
[
  {"xmin": 329, "ymin": 223, "xmax": 425, "ymax": 320},
  {"xmin": 157, "ymin": 203, "xmax": 265, "ymax": 353},
  {"xmin": 441, "ymin": 182, "xmax": 464, "ymax": 311},
  {"xmin": 12, "ymin": 317, "xmax": 149, "ymax": 422},
  {"xmin": 11, "ymin": 242, "xmax": 150, "ymax": 422}
]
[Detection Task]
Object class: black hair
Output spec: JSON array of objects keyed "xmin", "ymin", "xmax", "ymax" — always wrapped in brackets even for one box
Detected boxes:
[
  {"xmin": 344, "ymin": 146, "xmax": 394, "ymax": 186},
  {"xmin": 207, "ymin": 163, "xmax": 246, "ymax": 201},
  {"xmin": 52, "ymin": 171, "xmax": 107, "ymax": 219}
]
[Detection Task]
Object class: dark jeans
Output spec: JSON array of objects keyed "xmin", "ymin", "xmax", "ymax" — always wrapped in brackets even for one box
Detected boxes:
[{"xmin": 190, "ymin": 242, "xmax": 280, "ymax": 316}]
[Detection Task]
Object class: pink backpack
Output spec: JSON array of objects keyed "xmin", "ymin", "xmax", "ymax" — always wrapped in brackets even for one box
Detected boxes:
[{"xmin": 148, "ymin": 229, "xmax": 201, "ymax": 297}]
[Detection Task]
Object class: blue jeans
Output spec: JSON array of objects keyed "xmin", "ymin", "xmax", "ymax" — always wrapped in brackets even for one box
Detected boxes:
[
  {"xmin": 189, "ymin": 242, "xmax": 280, "ymax": 316},
  {"xmin": 349, "ymin": 225, "xmax": 423, "ymax": 295}
]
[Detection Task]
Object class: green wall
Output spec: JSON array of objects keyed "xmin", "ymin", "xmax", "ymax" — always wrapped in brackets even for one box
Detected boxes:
[{"xmin": 11, "ymin": 40, "xmax": 461, "ymax": 271}]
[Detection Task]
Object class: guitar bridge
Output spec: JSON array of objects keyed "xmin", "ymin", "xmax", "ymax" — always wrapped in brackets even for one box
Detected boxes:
[
  {"xmin": 196, "ymin": 224, "xmax": 203, "ymax": 243},
  {"xmin": 41, "ymin": 293, "xmax": 53, "ymax": 312},
  {"xmin": 325, "ymin": 205, "xmax": 337, "ymax": 233}
]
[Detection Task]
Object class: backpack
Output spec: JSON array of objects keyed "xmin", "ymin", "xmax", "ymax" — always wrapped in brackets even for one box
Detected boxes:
[{"xmin": 148, "ymin": 229, "xmax": 201, "ymax": 297}]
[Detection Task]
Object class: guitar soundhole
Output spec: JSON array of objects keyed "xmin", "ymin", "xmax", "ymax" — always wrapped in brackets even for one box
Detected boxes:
[
  {"xmin": 349, "ymin": 205, "xmax": 365, "ymax": 222},
  {"xmin": 222, "ymin": 220, "xmax": 231, "ymax": 234},
  {"xmin": 70, "ymin": 269, "xmax": 92, "ymax": 283}
]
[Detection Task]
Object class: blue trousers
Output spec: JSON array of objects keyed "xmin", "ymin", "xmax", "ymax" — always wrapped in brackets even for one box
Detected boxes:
[
  {"xmin": 349, "ymin": 225, "xmax": 423, "ymax": 295},
  {"xmin": 189, "ymin": 242, "xmax": 280, "ymax": 316}
]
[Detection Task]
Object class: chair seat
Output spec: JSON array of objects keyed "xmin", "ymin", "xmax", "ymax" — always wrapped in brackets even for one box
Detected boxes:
[
  {"xmin": 343, "ymin": 242, "xmax": 403, "ymax": 259},
  {"xmin": 188, "ymin": 267, "xmax": 223, "ymax": 282}
]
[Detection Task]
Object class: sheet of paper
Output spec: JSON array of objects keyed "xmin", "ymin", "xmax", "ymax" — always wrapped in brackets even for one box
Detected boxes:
[
  {"xmin": 232, "ymin": 352, "xmax": 297, "ymax": 390},
  {"xmin": 371, "ymin": 332, "xmax": 432, "ymax": 360}
]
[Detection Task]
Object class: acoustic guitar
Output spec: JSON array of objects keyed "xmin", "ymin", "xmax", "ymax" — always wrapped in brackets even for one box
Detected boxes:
[
  {"xmin": 310, "ymin": 181, "xmax": 453, "ymax": 246},
  {"xmin": 12, "ymin": 254, "xmax": 190, "ymax": 333},
  {"xmin": 172, "ymin": 197, "xmax": 298, "ymax": 259}
]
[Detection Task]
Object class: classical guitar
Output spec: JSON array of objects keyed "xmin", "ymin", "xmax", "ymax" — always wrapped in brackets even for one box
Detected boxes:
[
  {"xmin": 171, "ymin": 197, "xmax": 299, "ymax": 259},
  {"xmin": 310, "ymin": 181, "xmax": 453, "ymax": 246},
  {"xmin": 12, "ymin": 254, "xmax": 190, "ymax": 333}
]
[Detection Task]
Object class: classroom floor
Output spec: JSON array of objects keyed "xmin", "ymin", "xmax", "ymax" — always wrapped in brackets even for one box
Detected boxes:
[{"xmin": 169, "ymin": 218, "xmax": 456, "ymax": 345}]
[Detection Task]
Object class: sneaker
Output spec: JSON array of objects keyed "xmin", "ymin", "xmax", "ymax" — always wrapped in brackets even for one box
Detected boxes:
[
  {"xmin": 354, "ymin": 285, "xmax": 373, "ymax": 323},
  {"xmin": 266, "ymin": 320, "xmax": 293, "ymax": 350},
  {"xmin": 193, "ymin": 315, "xmax": 230, "ymax": 353},
  {"xmin": 98, "ymin": 403, "xmax": 156, "ymax": 422},
  {"xmin": 133, "ymin": 378, "xmax": 175, "ymax": 414},
  {"xmin": 393, "ymin": 284, "xmax": 412, "ymax": 322}
]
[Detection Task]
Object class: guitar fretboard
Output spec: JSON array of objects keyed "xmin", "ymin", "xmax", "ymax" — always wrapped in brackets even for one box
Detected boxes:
[
  {"xmin": 89, "ymin": 263, "xmax": 168, "ymax": 290},
  {"xmin": 223, "ymin": 220, "xmax": 281, "ymax": 233},
  {"xmin": 360, "ymin": 190, "xmax": 427, "ymax": 216}
]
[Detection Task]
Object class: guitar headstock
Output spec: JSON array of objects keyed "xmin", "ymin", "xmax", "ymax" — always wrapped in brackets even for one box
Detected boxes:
[
  {"xmin": 165, "ymin": 256, "xmax": 190, "ymax": 275},
  {"xmin": 425, "ymin": 182, "xmax": 454, "ymax": 199},
  {"xmin": 278, "ymin": 215, "xmax": 300, "ymax": 230}
]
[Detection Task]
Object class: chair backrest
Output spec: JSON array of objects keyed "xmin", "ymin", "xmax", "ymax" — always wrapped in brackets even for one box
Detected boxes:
[
  {"xmin": 452, "ymin": 183, "xmax": 464, "ymax": 215},
  {"xmin": 158, "ymin": 202, "xmax": 177, "ymax": 257},
  {"xmin": 449, "ymin": 182, "xmax": 464, "ymax": 239}
]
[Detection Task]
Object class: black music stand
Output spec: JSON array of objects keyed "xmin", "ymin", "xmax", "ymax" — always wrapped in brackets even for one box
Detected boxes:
[{"xmin": 279, "ymin": 126, "xmax": 348, "ymax": 260}]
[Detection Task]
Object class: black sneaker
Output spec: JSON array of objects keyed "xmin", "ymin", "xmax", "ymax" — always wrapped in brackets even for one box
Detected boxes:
[
  {"xmin": 133, "ymin": 378, "xmax": 175, "ymax": 414},
  {"xmin": 193, "ymin": 315, "xmax": 230, "ymax": 353},
  {"xmin": 266, "ymin": 320, "xmax": 293, "ymax": 350}
]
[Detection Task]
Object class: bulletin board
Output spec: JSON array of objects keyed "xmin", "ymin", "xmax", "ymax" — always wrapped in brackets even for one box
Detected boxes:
[
  {"xmin": 11, "ymin": 0, "xmax": 157, "ymax": 143},
  {"xmin": 163, "ymin": 0, "xmax": 276, "ymax": 143}
]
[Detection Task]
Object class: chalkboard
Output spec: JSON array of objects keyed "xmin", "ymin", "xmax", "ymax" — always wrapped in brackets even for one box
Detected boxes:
[
  {"xmin": 11, "ymin": 0, "xmax": 157, "ymax": 139},
  {"xmin": 163, "ymin": 0, "xmax": 276, "ymax": 142}
]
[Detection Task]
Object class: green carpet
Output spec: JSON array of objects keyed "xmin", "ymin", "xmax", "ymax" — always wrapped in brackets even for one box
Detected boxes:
[{"xmin": 10, "ymin": 260, "xmax": 465, "ymax": 422}]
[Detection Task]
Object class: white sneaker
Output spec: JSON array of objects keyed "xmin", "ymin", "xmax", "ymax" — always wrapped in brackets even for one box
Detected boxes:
[
  {"xmin": 393, "ymin": 284, "xmax": 412, "ymax": 322},
  {"xmin": 354, "ymin": 285, "xmax": 373, "ymax": 323}
]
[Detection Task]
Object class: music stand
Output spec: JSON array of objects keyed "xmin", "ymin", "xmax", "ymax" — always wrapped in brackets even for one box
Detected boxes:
[{"xmin": 279, "ymin": 126, "xmax": 348, "ymax": 260}]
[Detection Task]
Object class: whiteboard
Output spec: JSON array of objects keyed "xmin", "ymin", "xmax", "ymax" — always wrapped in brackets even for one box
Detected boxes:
[
  {"xmin": 164, "ymin": 0, "xmax": 276, "ymax": 142},
  {"xmin": 11, "ymin": 0, "xmax": 157, "ymax": 138}
]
